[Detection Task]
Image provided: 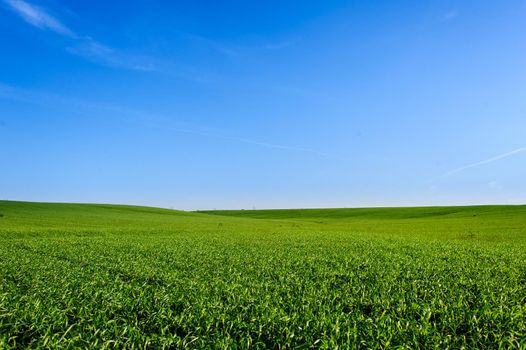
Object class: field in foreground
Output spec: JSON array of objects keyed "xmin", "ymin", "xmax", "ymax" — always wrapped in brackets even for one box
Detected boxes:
[{"xmin": 0, "ymin": 201, "xmax": 525, "ymax": 349}]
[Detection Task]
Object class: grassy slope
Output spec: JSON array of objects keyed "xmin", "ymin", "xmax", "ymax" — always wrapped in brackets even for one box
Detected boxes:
[
  {"xmin": 203, "ymin": 205, "xmax": 526, "ymax": 242},
  {"xmin": 201, "ymin": 205, "xmax": 526, "ymax": 220},
  {"xmin": 0, "ymin": 201, "xmax": 525, "ymax": 348}
]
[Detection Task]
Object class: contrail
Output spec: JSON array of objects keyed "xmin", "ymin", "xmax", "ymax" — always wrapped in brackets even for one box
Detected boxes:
[
  {"xmin": 139, "ymin": 119, "xmax": 351, "ymax": 161},
  {"xmin": 433, "ymin": 147, "xmax": 526, "ymax": 180},
  {"xmin": 0, "ymin": 82, "xmax": 350, "ymax": 161}
]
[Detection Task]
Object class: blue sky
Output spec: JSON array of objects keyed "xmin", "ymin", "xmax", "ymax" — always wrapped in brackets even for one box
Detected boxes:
[{"xmin": 1, "ymin": 0, "xmax": 525, "ymax": 210}]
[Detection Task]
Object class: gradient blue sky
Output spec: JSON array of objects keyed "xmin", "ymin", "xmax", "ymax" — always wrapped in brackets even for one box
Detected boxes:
[{"xmin": 1, "ymin": 0, "xmax": 525, "ymax": 210}]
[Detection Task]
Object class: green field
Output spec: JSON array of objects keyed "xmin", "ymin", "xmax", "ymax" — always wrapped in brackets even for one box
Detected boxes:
[{"xmin": 1, "ymin": 200, "xmax": 525, "ymax": 349}]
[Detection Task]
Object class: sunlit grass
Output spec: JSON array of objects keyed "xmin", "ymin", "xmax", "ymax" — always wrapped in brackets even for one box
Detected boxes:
[{"xmin": 1, "ymin": 201, "xmax": 525, "ymax": 348}]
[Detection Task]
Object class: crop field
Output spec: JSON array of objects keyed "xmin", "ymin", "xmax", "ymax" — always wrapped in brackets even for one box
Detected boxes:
[{"xmin": 0, "ymin": 200, "xmax": 525, "ymax": 349}]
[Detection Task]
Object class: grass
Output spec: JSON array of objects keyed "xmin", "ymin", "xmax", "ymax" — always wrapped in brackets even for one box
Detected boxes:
[{"xmin": 0, "ymin": 200, "xmax": 525, "ymax": 348}]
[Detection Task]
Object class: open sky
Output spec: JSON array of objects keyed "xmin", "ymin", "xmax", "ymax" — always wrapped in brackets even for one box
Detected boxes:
[{"xmin": 1, "ymin": 0, "xmax": 525, "ymax": 210}]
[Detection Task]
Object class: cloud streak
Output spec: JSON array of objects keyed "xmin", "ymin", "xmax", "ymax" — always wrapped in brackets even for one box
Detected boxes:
[
  {"xmin": 2, "ymin": 1, "xmax": 297, "ymax": 82},
  {"xmin": 66, "ymin": 38, "xmax": 156, "ymax": 71},
  {"xmin": 436, "ymin": 147, "xmax": 526, "ymax": 179},
  {"xmin": 0, "ymin": 82, "xmax": 350, "ymax": 161},
  {"xmin": 3, "ymin": 0, "xmax": 160, "ymax": 72},
  {"xmin": 148, "ymin": 122, "xmax": 351, "ymax": 161},
  {"xmin": 443, "ymin": 11, "xmax": 458, "ymax": 21},
  {"xmin": 3, "ymin": 0, "xmax": 76, "ymax": 37}
]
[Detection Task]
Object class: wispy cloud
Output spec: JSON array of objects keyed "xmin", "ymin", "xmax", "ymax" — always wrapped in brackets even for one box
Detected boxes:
[
  {"xmin": 159, "ymin": 126, "xmax": 351, "ymax": 161},
  {"xmin": 3, "ymin": 0, "xmax": 76, "ymax": 37},
  {"xmin": 3, "ymin": 1, "xmax": 296, "ymax": 80},
  {"xmin": 0, "ymin": 82, "xmax": 15, "ymax": 96},
  {"xmin": 110, "ymin": 108, "xmax": 350, "ymax": 161},
  {"xmin": 179, "ymin": 31, "xmax": 299, "ymax": 59},
  {"xmin": 3, "ymin": 0, "xmax": 160, "ymax": 72},
  {"xmin": 488, "ymin": 181, "xmax": 502, "ymax": 190},
  {"xmin": 0, "ymin": 82, "xmax": 350, "ymax": 161},
  {"xmin": 262, "ymin": 40, "xmax": 298, "ymax": 50},
  {"xmin": 433, "ymin": 147, "xmax": 526, "ymax": 180},
  {"xmin": 441, "ymin": 10, "xmax": 459, "ymax": 22},
  {"xmin": 66, "ymin": 38, "xmax": 156, "ymax": 71}
]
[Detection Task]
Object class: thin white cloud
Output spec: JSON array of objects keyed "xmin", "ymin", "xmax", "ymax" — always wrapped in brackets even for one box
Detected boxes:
[
  {"xmin": 179, "ymin": 31, "xmax": 299, "ymax": 58},
  {"xmin": 66, "ymin": 38, "xmax": 156, "ymax": 71},
  {"xmin": 220, "ymin": 135, "xmax": 350, "ymax": 161},
  {"xmin": 437, "ymin": 147, "xmax": 526, "ymax": 179},
  {"xmin": 164, "ymin": 128, "xmax": 351, "ymax": 161},
  {"xmin": 2, "ymin": 1, "xmax": 294, "ymax": 79},
  {"xmin": 262, "ymin": 40, "xmax": 297, "ymax": 50},
  {"xmin": 0, "ymin": 82, "xmax": 350, "ymax": 161},
  {"xmin": 488, "ymin": 181, "xmax": 502, "ymax": 190},
  {"xmin": 441, "ymin": 10, "xmax": 459, "ymax": 22},
  {"xmin": 118, "ymin": 111, "xmax": 350, "ymax": 161},
  {"xmin": 3, "ymin": 0, "xmax": 76, "ymax": 37},
  {"xmin": 3, "ymin": 0, "xmax": 159, "ymax": 73},
  {"xmin": 0, "ymin": 82, "xmax": 14, "ymax": 96}
]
